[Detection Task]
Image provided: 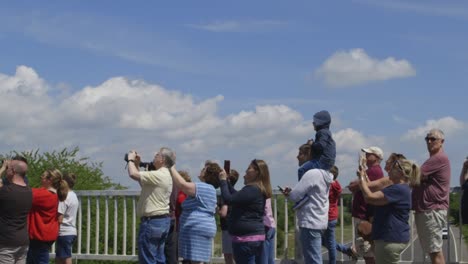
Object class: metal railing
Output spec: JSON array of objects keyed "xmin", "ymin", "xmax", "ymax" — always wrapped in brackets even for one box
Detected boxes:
[{"xmin": 49, "ymin": 189, "xmax": 467, "ymax": 263}]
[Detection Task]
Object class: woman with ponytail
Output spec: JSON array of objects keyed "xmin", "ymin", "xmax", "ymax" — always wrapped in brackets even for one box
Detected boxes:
[
  {"xmin": 358, "ymin": 157, "xmax": 420, "ymax": 264},
  {"xmin": 27, "ymin": 169, "xmax": 69, "ymax": 264}
]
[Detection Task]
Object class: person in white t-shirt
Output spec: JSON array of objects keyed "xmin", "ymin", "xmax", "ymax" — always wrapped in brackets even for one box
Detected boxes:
[{"xmin": 55, "ymin": 173, "xmax": 79, "ymax": 264}]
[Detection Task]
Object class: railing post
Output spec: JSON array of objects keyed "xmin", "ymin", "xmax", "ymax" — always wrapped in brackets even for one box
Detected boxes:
[
  {"xmin": 95, "ymin": 197, "xmax": 100, "ymax": 254},
  {"xmin": 273, "ymin": 193, "xmax": 278, "ymax": 261},
  {"xmin": 104, "ymin": 196, "xmax": 109, "ymax": 255},
  {"xmin": 86, "ymin": 196, "xmax": 91, "ymax": 254},
  {"xmin": 132, "ymin": 197, "xmax": 136, "ymax": 256},
  {"xmin": 113, "ymin": 196, "xmax": 118, "ymax": 255},
  {"xmin": 77, "ymin": 196, "xmax": 82, "ymax": 255}
]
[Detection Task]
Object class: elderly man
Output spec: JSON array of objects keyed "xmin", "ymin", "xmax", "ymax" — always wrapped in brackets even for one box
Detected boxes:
[
  {"xmin": 0, "ymin": 158, "xmax": 32, "ymax": 264},
  {"xmin": 127, "ymin": 147, "xmax": 175, "ymax": 264},
  {"xmin": 412, "ymin": 129, "xmax": 451, "ymax": 264},
  {"xmin": 354, "ymin": 129, "xmax": 450, "ymax": 264}
]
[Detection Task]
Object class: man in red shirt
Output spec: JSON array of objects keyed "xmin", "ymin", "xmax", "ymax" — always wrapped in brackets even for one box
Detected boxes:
[
  {"xmin": 412, "ymin": 129, "xmax": 451, "ymax": 264},
  {"xmin": 351, "ymin": 146, "xmax": 384, "ymax": 264}
]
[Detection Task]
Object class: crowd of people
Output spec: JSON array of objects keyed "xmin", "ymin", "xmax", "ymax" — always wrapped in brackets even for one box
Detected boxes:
[
  {"xmin": 1, "ymin": 109, "xmax": 467, "ymax": 264},
  {"xmin": 0, "ymin": 158, "xmax": 78, "ymax": 264}
]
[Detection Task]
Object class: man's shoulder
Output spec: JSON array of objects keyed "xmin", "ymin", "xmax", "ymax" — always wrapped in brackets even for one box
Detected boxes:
[{"xmin": 303, "ymin": 168, "xmax": 333, "ymax": 180}]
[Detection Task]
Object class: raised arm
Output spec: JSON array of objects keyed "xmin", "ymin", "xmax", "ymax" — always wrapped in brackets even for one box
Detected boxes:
[
  {"xmin": 170, "ymin": 166, "xmax": 196, "ymax": 197},
  {"xmin": 127, "ymin": 151, "xmax": 141, "ymax": 183},
  {"xmin": 358, "ymin": 171, "xmax": 388, "ymax": 206}
]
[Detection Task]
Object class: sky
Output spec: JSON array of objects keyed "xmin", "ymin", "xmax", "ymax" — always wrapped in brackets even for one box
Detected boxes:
[{"xmin": 0, "ymin": 0, "xmax": 467, "ymax": 189}]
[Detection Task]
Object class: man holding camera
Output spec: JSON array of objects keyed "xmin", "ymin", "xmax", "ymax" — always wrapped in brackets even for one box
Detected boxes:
[
  {"xmin": 0, "ymin": 158, "xmax": 32, "ymax": 264},
  {"xmin": 127, "ymin": 147, "xmax": 175, "ymax": 264}
]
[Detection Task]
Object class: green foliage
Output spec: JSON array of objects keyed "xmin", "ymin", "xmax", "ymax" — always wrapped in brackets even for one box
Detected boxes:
[
  {"xmin": 449, "ymin": 192, "xmax": 461, "ymax": 224},
  {"xmin": 3, "ymin": 147, "xmax": 123, "ymax": 190}
]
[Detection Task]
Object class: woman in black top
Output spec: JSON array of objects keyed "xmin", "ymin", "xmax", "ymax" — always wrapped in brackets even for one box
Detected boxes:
[{"xmin": 219, "ymin": 159, "xmax": 272, "ymax": 264}]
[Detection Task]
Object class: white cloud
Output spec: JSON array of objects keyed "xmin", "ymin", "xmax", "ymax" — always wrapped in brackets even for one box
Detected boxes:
[
  {"xmin": 187, "ymin": 20, "xmax": 287, "ymax": 33},
  {"xmin": 355, "ymin": 0, "xmax": 468, "ymax": 20},
  {"xmin": 315, "ymin": 48, "xmax": 416, "ymax": 87},
  {"xmin": 403, "ymin": 116, "xmax": 466, "ymax": 140}
]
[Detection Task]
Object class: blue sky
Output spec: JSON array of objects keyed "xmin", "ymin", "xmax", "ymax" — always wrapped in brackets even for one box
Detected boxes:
[{"xmin": 1, "ymin": 0, "xmax": 467, "ymax": 189}]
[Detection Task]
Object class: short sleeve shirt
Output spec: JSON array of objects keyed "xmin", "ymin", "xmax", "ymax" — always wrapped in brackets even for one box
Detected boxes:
[
  {"xmin": 58, "ymin": 190, "xmax": 79, "ymax": 236},
  {"xmin": 137, "ymin": 167, "xmax": 172, "ymax": 217},
  {"xmin": 372, "ymin": 184, "xmax": 411, "ymax": 243},
  {"xmin": 412, "ymin": 150, "xmax": 451, "ymax": 212},
  {"xmin": 0, "ymin": 183, "xmax": 32, "ymax": 246}
]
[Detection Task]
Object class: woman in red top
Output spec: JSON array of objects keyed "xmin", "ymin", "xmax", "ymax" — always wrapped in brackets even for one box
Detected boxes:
[
  {"xmin": 27, "ymin": 169, "xmax": 69, "ymax": 264},
  {"xmin": 175, "ymin": 170, "xmax": 191, "ymax": 230}
]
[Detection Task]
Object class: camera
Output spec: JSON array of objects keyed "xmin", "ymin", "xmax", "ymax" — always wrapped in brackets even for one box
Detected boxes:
[{"xmin": 124, "ymin": 153, "xmax": 155, "ymax": 170}]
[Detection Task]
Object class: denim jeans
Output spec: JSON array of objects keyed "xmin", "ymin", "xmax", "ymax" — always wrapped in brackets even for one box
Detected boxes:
[
  {"xmin": 138, "ymin": 216, "xmax": 170, "ymax": 264},
  {"xmin": 164, "ymin": 219, "xmax": 178, "ymax": 264},
  {"xmin": 232, "ymin": 241, "xmax": 263, "ymax": 264},
  {"xmin": 26, "ymin": 240, "xmax": 53, "ymax": 264},
  {"xmin": 336, "ymin": 242, "xmax": 351, "ymax": 254},
  {"xmin": 322, "ymin": 219, "xmax": 337, "ymax": 264},
  {"xmin": 260, "ymin": 227, "xmax": 276, "ymax": 264},
  {"xmin": 300, "ymin": 227, "xmax": 322, "ymax": 264}
]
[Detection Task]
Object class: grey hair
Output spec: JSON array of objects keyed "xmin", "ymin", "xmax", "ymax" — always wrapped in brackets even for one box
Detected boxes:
[
  {"xmin": 428, "ymin": 129, "xmax": 445, "ymax": 140},
  {"xmin": 205, "ymin": 160, "xmax": 217, "ymax": 166},
  {"xmin": 159, "ymin": 147, "xmax": 176, "ymax": 167}
]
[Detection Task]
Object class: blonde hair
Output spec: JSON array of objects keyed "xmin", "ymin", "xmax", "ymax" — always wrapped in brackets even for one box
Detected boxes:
[
  {"xmin": 251, "ymin": 159, "xmax": 272, "ymax": 199},
  {"xmin": 44, "ymin": 169, "xmax": 69, "ymax": 201},
  {"xmin": 398, "ymin": 159, "xmax": 421, "ymax": 187}
]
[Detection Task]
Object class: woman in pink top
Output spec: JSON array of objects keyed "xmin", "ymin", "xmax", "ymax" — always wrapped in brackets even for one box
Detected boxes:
[{"xmin": 260, "ymin": 198, "xmax": 276, "ymax": 264}]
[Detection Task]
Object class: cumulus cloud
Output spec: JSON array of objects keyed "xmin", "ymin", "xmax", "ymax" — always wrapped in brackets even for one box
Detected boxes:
[
  {"xmin": 402, "ymin": 116, "xmax": 466, "ymax": 140},
  {"xmin": 0, "ymin": 64, "xmax": 389, "ymax": 187},
  {"xmin": 187, "ymin": 20, "xmax": 287, "ymax": 33},
  {"xmin": 315, "ymin": 48, "xmax": 416, "ymax": 87}
]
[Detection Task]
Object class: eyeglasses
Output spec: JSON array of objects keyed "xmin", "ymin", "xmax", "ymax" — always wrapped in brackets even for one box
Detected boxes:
[
  {"xmin": 425, "ymin": 136, "xmax": 440, "ymax": 142},
  {"xmin": 394, "ymin": 160, "xmax": 404, "ymax": 172}
]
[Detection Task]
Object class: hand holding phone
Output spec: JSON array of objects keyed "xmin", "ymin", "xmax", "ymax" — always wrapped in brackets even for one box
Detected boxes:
[{"xmin": 224, "ymin": 160, "xmax": 231, "ymax": 175}]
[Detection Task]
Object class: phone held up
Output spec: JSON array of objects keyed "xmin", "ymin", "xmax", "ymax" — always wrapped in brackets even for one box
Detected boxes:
[{"xmin": 224, "ymin": 160, "xmax": 231, "ymax": 174}]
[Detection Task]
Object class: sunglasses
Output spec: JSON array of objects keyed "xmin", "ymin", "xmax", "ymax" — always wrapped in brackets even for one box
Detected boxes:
[
  {"xmin": 424, "ymin": 136, "xmax": 439, "ymax": 142},
  {"xmin": 394, "ymin": 159, "xmax": 404, "ymax": 172}
]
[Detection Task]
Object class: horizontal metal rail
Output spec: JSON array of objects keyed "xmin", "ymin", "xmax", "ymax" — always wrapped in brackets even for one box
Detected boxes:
[{"xmin": 46, "ymin": 189, "xmax": 467, "ymax": 263}]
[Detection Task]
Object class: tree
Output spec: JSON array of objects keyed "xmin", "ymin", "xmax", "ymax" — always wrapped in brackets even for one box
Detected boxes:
[{"xmin": 1, "ymin": 146, "xmax": 123, "ymax": 190}]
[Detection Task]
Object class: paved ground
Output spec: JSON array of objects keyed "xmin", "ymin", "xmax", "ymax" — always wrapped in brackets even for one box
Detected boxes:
[{"xmin": 320, "ymin": 225, "xmax": 468, "ymax": 264}]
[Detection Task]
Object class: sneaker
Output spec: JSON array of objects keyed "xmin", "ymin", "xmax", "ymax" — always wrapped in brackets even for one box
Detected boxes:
[{"xmin": 345, "ymin": 246, "xmax": 358, "ymax": 261}]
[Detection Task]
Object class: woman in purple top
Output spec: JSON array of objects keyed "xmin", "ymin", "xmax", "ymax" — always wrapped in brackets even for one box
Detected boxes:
[
  {"xmin": 359, "ymin": 157, "xmax": 420, "ymax": 264},
  {"xmin": 219, "ymin": 159, "xmax": 272, "ymax": 264}
]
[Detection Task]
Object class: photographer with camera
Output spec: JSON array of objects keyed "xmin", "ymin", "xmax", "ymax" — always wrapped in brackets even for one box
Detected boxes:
[
  {"xmin": 125, "ymin": 154, "xmax": 156, "ymax": 171},
  {"xmin": 127, "ymin": 147, "xmax": 175, "ymax": 264}
]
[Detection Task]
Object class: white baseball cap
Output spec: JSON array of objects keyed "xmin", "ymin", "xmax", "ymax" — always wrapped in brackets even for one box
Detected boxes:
[{"xmin": 361, "ymin": 146, "xmax": 384, "ymax": 160}]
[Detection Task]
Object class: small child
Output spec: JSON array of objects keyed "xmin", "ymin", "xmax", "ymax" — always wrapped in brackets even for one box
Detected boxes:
[{"xmin": 309, "ymin": 110, "xmax": 336, "ymax": 171}]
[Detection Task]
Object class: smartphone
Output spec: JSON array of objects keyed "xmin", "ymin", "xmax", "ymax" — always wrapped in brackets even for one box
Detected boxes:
[
  {"xmin": 277, "ymin": 185, "xmax": 285, "ymax": 192},
  {"xmin": 224, "ymin": 160, "xmax": 231, "ymax": 174}
]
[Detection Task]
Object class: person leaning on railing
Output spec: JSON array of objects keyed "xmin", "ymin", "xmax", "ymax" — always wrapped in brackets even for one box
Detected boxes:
[{"xmin": 359, "ymin": 157, "xmax": 420, "ymax": 264}]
